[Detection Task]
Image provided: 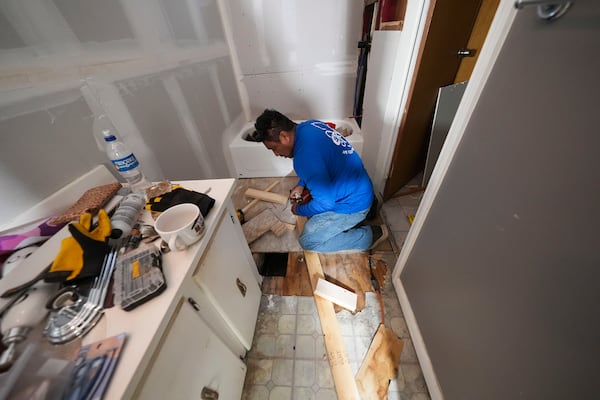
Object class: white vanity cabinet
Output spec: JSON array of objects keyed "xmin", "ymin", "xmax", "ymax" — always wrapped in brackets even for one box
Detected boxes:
[
  {"xmin": 135, "ymin": 296, "xmax": 247, "ymax": 400},
  {"xmin": 192, "ymin": 206, "xmax": 262, "ymax": 356},
  {"xmin": 80, "ymin": 178, "xmax": 261, "ymax": 400}
]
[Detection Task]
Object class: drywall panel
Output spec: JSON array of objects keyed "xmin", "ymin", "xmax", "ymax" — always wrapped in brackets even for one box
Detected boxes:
[
  {"xmin": 118, "ymin": 70, "xmax": 207, "ymax": 181},
  {"xmin": 227, "ymin": 0, "xmax": 361, "ymax": 74},
  {"xmin": 0, "ymin": 93, "xmax": 106, "ymax": 224},
  {"xmin": 0, "ymin": 10, "xmax": 25, "ymax": 49},
  {"xmin": 422, "ymin": 81, "xmax": 467, "ymax": 187},
  {"xmin": 401, "ymin": 3, "xmax": 600, "ymax": 399},
  {"xmin": 53, "ymin": 0, "xmax": 134, "ymax": 43},
  {"xmin": 177, "ymin": 59, "xmax": 242, "ymax": 177},
  {"xmin": 242, "ymin": 70, "xmax": 355, "ymax": 120},
  {"xmin": 0, "ymin": 0, "xmax": 240, "ymax": 226},
  {"xmin": 225, "ymin": 0, "xmax": 362, "ymax": 119},
  {"xmin": 159, "ymin": 0, "xmax": 224, "ymax": 45}
]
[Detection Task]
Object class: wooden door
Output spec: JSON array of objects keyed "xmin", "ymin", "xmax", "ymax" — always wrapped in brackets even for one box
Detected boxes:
[
  {"xmin": 454, "ymin": 0, "xmax": 500, "ymax": 83},
  {"xmin": 382, "ymin": 0, "xmax": 486, "ymax": 199}
]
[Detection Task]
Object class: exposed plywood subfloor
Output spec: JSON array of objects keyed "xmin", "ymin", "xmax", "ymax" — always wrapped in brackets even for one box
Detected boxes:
[{"xmin": 261, "ymin": 252, "xmax": 388, "ymax": 313}]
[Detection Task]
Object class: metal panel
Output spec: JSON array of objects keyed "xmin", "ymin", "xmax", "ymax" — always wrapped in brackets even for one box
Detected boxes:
[
  {"xmin": 402, "ymin": 2, "xmax": 600, "ymax": 399},
  {"xmin": 422, "ymin": 81, "xmax": 467, "ymax": 187}
]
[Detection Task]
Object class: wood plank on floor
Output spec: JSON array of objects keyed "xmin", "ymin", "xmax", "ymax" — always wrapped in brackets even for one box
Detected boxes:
[{"xmin": 304, "ymin": 251, "xmax": 361, "ymax": 400}]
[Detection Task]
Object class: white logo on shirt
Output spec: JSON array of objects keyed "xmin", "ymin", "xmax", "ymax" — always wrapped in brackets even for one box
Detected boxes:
[{"xmin": 311, "ymin": 122, "xmax": 355, "ymax": 155}]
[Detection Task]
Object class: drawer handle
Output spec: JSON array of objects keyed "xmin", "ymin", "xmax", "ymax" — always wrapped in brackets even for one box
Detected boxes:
[
  {"xmin": 187, "ymin": 297, "xmax": 200, "ymax": 311},
  {"xmin": 201, "ymin": 387, "xmax": 219, "ymax": 399},
  {"xmin": 236, "ymin": 278, "xmax": 247, "ymax": 297}
]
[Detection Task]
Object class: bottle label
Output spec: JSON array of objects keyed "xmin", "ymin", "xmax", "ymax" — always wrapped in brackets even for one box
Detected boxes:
[{"xmin": 111, "ymin": 154, "xmax": 139, "ymax": 172}]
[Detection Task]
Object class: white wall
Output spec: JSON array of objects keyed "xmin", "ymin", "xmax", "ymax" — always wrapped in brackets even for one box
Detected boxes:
[
  {"xmin": 222, "ymin": 0, "xmax": 363, "ymax": 121},
  {"xmin": 0, "ymin": 0, "xmax": 373, "ymax": 227},
  {"xmin": 0, "ymin": 0, "xmax": 242, "ymax": 226}
]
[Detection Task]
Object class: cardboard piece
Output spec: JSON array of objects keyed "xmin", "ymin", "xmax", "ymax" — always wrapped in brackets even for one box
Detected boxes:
[{"xmin": 356, "ymin": 324, "xmax": 404, "ymax": 400}]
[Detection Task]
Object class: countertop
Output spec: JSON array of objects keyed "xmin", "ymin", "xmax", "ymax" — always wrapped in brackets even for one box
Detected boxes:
[{"xmin": 0, "ymin": 178, "xmax": 237, "ymax": 400}]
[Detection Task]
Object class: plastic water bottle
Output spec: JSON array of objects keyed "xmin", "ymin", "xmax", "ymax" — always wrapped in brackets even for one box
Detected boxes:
[
  {"xmin": 110, "ymin": 192, "xmax": 145, "ymax": 239},
  {"xmin": 95, "ymin": 115, "xmax": 149, "ymax": 192}
]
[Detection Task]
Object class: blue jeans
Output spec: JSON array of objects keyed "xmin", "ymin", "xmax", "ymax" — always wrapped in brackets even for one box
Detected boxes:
[{"xmin": 299, "ymin": 208, "xmax": 372, "ymax": 253}]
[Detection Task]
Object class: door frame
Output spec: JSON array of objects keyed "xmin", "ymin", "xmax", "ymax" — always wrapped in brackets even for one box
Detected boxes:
[{"xmin": 391, "ymin": 3, "xmax": 517, "ymax": 399}]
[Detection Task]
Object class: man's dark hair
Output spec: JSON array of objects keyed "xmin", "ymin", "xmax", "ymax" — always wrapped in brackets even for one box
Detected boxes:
[{"xmin": 248, "ymin": 109, "xmax": 296, "ymax": 142}]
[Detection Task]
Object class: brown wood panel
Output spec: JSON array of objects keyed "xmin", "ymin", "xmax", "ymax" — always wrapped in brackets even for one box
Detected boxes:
[
  {"xmin": 383, "ymin": 0, "xmax": 482, "ymax": 198},
  {"xmin": 454, "ymin": 0, "xmax": 500, "ymax": 83},
  {"xmin": 356, "ymin": 324, "xmax": 404, "ymax": 399}
]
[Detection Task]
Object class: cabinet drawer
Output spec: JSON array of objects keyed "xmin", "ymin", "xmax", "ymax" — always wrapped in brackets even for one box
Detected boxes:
[
  {"xmin": 136, "ymin": 298, "xmax": 246, "ymax": 399},
  {"xmin": 193, "ymin": 211, "xmax": 260, "ymax": 350}
]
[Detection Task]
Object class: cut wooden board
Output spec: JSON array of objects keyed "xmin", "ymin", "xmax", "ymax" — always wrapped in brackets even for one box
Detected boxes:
[
  {"xmin": 242, "ymin": 208, "xmax": 279, "ymax": 244},
  {"xmin": 244, "ymin": 188, "xmax": 288, "ymax": 205},
  {"xmin": 304, "ymin": 251, "xmax": 361, "ymax": 400},
  {"xmin": 320, "ymin": 253, "xmax": 374, "ymax": 313},
  {"xmin": 270, "ymin": 220, "xmax": 295, "ymax": 237},
  {"xmin": 356, "ymin": 324, "xmax": 404, "ymax": 400},
  {"xmin": 315, "ymin": 278, "xmax": 357, "ymax": 312},
  {"xmin": 240, "ymin": 181, "xmax": 279, "ymax": 215}
]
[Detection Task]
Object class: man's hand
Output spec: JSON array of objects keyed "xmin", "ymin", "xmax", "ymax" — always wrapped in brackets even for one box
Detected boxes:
[{"xmin": 290, "ymin": 202, "xmax": 298, "ymax": 215}]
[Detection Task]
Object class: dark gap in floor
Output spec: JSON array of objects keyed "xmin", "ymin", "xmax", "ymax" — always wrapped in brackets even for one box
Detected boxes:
[{"xmin": 257, "ymin": 252, "xmax": 288, "ymax": 277}]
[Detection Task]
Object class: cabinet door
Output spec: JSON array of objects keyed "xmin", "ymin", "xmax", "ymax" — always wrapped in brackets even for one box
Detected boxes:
[
  {"xmin": 136, "ymin": 298, "xmax": 246, "ymax": 399},
  {"xmin": 193, "ymin": 212, "xmax": 261, "ymax": 350}
]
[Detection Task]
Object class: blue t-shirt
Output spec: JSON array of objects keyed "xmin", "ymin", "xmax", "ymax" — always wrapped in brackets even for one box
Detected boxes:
[{"xmin": 293, "ymin": 120, "xmax": 373, "ymax": 217}]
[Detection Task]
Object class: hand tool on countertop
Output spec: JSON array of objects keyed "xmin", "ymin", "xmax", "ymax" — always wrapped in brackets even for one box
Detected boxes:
[
  {"xmin": 45, "ymin": 243, "xmax": 120, "ymax": 344},
  {"xmin": 0, "ymin": 281, "xmax": 57, "ymax": 372},
  {"xmin": 236, "ymin": 181, "xmax": 279, "ymax": 223}
]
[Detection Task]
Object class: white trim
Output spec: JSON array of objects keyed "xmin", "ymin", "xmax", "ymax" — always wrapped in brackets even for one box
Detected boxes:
[
  {"xmin": 377, "ymin": 0, "xmax": 430, "ymax": 192},
  {"xmin": 391, "ymin": 2, "xmax": 519, "ymax": 399},
  {"xmin": 363, "ymin": 0, "xmax": 429, "ymax": 195}
]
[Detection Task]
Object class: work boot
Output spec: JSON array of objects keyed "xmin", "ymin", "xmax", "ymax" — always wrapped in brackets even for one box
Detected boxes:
[{"xmin": 369, "ymin": 224, "xmax": 389, "ymax": 250}]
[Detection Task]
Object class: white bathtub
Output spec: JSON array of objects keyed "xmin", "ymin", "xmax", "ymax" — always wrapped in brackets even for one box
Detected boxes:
[{"xmin": 228, "ymin": 118, "xmax": 364, "ymax": 178}]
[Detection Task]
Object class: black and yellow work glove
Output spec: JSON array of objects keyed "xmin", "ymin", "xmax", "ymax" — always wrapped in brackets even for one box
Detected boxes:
[
  {"xmin": 145, "ymin": 186, "xmax": 215, "ymax": 217},
  {"xmin": 45, "ymin": 209, "xmax": 111, "ymax": 282}
]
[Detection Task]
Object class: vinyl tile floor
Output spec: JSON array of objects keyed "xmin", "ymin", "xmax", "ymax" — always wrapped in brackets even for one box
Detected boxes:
[{"xmin": 242, "ymin": 179, "xmax": 430, "ymax": 400}]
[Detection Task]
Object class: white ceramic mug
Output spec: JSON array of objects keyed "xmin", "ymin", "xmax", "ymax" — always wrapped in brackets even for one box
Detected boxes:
[{"xmin": 154, "ymin": 203, "xmax": 205, "ymax": 251}]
